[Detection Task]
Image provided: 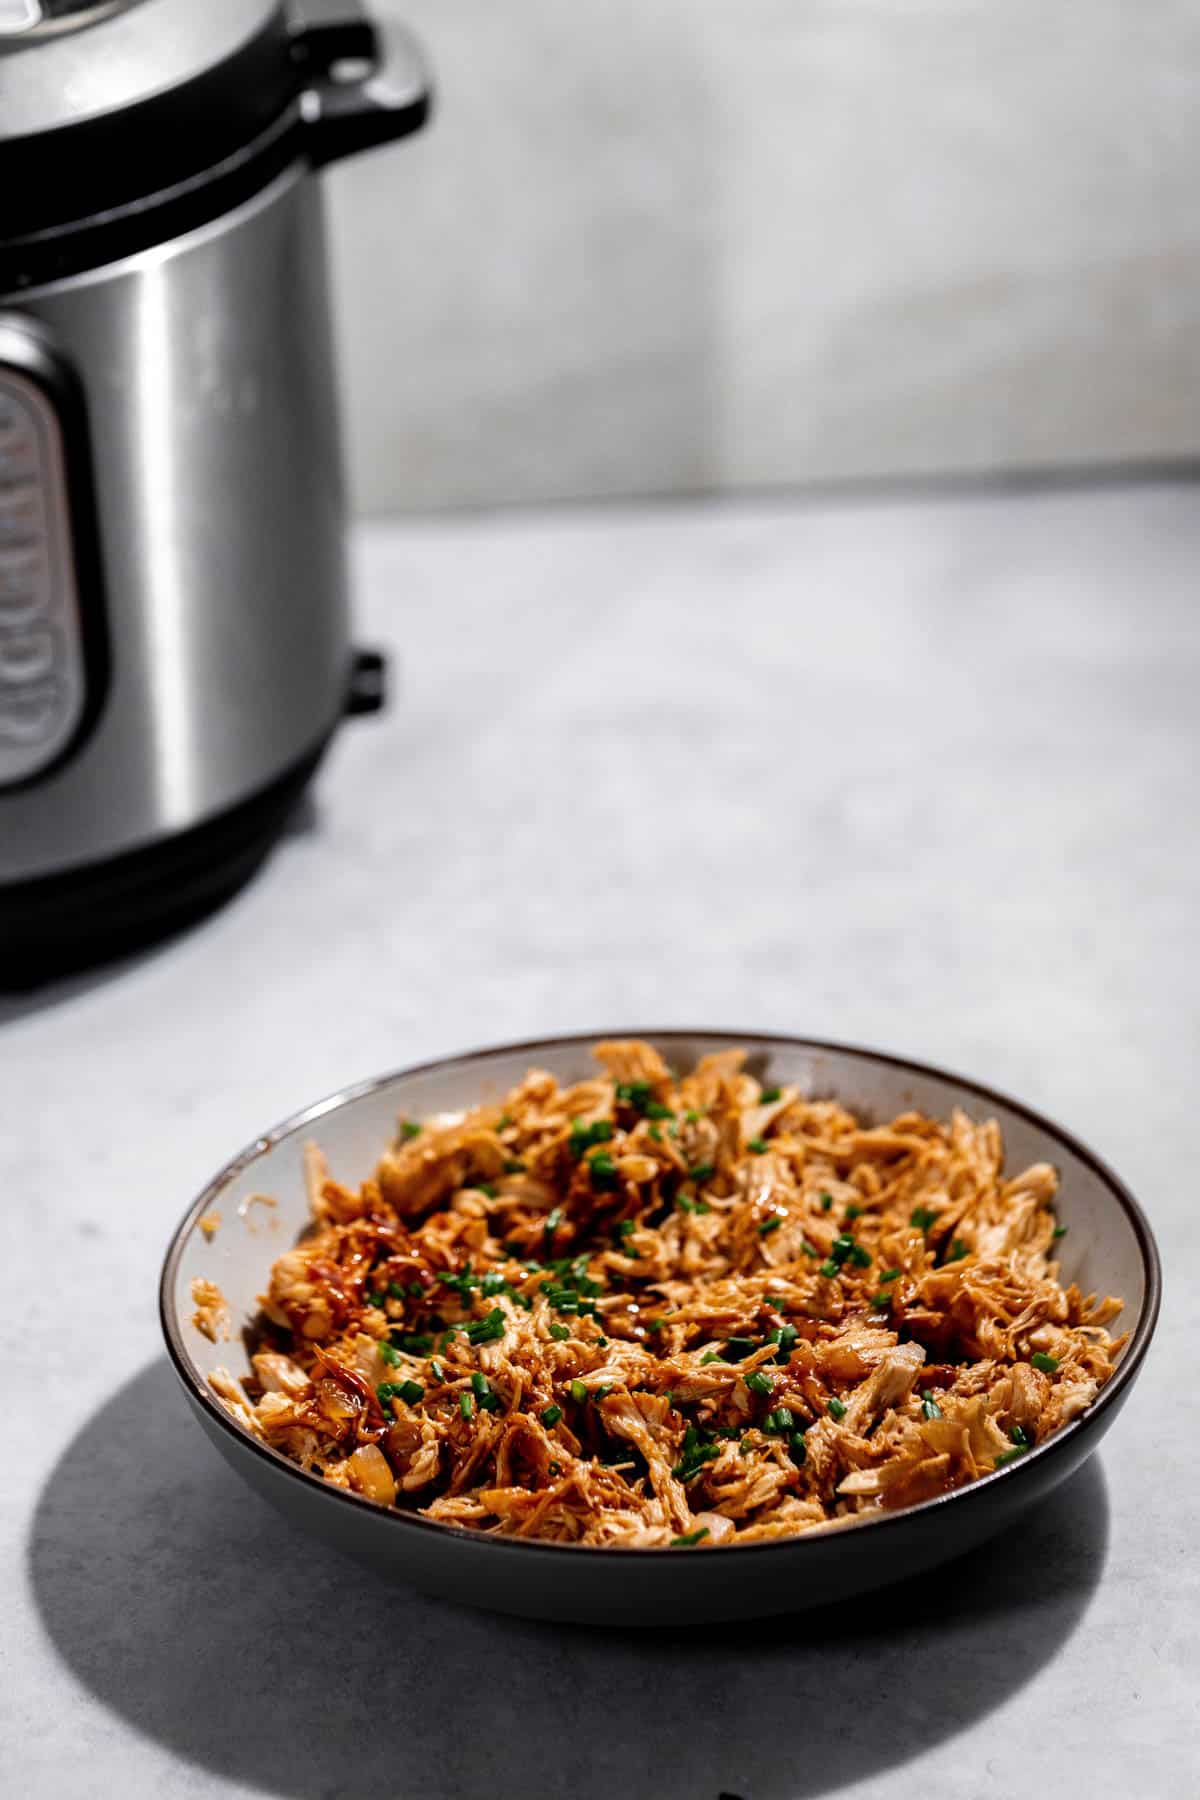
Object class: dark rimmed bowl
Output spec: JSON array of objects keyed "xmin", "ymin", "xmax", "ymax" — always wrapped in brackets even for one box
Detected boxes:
[{"xmin": 160, "ymin": 1031, "xmax": 1160, "ymax": 1625}]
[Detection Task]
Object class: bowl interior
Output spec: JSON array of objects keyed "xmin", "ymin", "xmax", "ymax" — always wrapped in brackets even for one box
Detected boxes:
[{"xmin": 166, "ymin": 1033, "xmax": 1153, "ymax": 1417}]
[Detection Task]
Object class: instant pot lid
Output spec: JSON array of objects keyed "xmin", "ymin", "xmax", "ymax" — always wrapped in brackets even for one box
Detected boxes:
[{"xmin": 0, "ymin": 0, "xmax": 369, "ymax": 241}]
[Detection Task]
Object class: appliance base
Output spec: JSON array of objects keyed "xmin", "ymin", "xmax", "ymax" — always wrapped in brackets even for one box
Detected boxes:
[{"xmin": 0, "ymin": 736, "xmax": 331, "ymax": 989}]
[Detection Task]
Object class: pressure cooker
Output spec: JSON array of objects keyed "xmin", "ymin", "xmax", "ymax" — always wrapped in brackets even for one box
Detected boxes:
[{"xmin": 0, "ymin": 0, "xmax": 430, "ymax": 972}]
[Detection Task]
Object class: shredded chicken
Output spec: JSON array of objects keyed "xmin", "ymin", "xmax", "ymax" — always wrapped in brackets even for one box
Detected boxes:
[
  {"xmin": 210, "ymin": 1041, "xmax": 1126, "ymax": 1548},
  {"xmin": 191, "ymin": 1276, "xmax": 230, "ymax": 1343}
]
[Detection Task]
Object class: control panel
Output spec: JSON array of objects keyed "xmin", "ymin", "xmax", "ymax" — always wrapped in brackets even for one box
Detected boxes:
[{"xmin": 0, "ymin": 356, "xmax": 88, "ymax": 788}]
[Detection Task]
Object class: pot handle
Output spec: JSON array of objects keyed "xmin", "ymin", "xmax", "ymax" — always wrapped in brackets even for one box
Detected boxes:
[{"xmin": 290, "ymin": 3, "xmax": 432, "ymax": 168}]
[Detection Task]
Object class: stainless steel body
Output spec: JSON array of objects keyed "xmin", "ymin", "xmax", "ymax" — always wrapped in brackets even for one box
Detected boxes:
[{"xmin": 0, "ymin": 165, "xmax": 348, "ymax": 882}]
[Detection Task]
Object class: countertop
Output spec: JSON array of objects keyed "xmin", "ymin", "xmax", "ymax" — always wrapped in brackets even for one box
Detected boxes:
[{"xmin": 4, "ymin": 479, "xmax": 1198, "ymax": 1798}]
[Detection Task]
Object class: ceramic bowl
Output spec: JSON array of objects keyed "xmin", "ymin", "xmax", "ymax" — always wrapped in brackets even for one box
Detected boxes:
[{"xmin": 160, "ymin": 1032, "xmax": 1160, "ymax": 1625}]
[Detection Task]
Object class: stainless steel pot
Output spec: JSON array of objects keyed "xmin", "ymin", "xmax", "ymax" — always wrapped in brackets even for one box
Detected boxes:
[{"xmin": 0, "ymin": 0, "xmax": 430, "ymax": 970}]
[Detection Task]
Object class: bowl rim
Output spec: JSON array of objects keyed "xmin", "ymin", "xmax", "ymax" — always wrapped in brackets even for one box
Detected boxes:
[{"xmin": 160, "ymin": 1029, "xmax": 1162, "ymax": 1560}]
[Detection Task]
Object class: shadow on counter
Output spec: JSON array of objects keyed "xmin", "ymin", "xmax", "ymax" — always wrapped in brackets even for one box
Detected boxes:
[{"xmin": 29, "ymin": 1359, "xmax": 1110, "ymax": 1800}]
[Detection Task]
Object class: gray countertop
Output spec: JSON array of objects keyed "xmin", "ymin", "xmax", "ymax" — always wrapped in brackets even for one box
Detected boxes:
[{"xmin": 5, "ymin": 480, "xmax": 1198, "ymax": 1798}]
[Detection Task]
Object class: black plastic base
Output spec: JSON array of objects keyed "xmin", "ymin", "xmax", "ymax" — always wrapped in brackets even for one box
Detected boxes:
[{"xmin": 0, "ymin": 737, "xmax": 330, "ymax": 990}]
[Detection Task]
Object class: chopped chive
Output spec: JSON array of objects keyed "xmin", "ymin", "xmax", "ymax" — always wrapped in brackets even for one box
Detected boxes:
[
  {"xmin": 870, "ymin": 1289, "xmax": 892, "ymax": 1309},
  {"xmin": 588, "ymin": 1151, "xmax": 620, "ymax": 1193},
  {"xmin": 946, "ymin": 1238, "xmax": 968, "ymax": 1262},
  {"xmin": 541, "ymin": 1404, "xmax": 563, "ymax": 1428},
  {"xmin": 543, "ymin": 1206, "xmax": 563, "ymax": 1240},
  {"xmin": 1052, "ymin": 1224, "xmax": 1068, "ymax": 1240},
  {"xmin": 688, "ymin": 1162, "xmax": 715, "ymax": 1183},
  {"xmin": 407, "ymin": 1281, "xmax": 425, "ymax": 1297},
  {"xmin": 747, "ymin": 1137, "xmax": 769, "ymax": 1155},
  {"xmin": 879, "ymin": 1267, "xmax": 901, "ymax": 1283},
  {"xmin": 367, "ymin": 1291, "xmax": 386, "ymax": 1308},
  {"xmin": 818, "ymin": 1260, "xmax": 839, "ymax": 1279},
  {"xmin": 398, "ymin": 1379, "xmax": 424, "ymax": 1405},
  {"xmin": 760, "ymin": 1086, "xmax": 782, "ymax": 1103},
  {"xmin": 645, "ymin": 1100, "xmax": 674, "ymax": 1121},
  {"xmin": 744, "ymin": 1370, "xmax": 773, "ymax": 1396},
  {"xmin": 399, "ymin": 1119, "xmax": 421, "ymax": 1141},
  {"xmin": 921, "ymin": 1391, "xmax": 942, "ymax": 1420},
  {"xmin": 503, "ymin": 1159, "xmax": 525, "ymax": 1174},
  {"xmin": 471, "ymin": 1371, "xmax": 501, "ymax": 1412},
  {"xmin": 684, "ymin": 1109, "xmax": 701, "ymax": 1124},
  {"xmin": 844, "ymin": 1203, "xmax": 861, "ymax": 1221},
  {"xmin": 429, "ymin": 1359, "xmax": 444, "ymax": 1381},
  {"xmin": 757, "ymin": 1215, "xmax": 783, "ymax": 1236},
  {"xmin": 827, "ymin": 1397, "xmax": 847, "ymax": 1420},
  {"xmin": 801, "ymin": 1240, "xmax": 819, "ymax": 1257},
  {"xmin": 671, "ymin": 1528, "xmax": 709, "ymax": 1547},
  {"xmin": 790, "ymin": 1433, "xmax": 807, "ymax": 1464},
  {"xmin": 378, "ymin": 1341, "xmax": 400, "ymax": 1367},
  {"xmin": 831, "ymin": 1234, "xmax": 855, "ymax": 1263},
  {"xmin": 1010, "ymin": 1424, "xmax": 1032, "ymax": 1448},
  {"xmin": 700, "ymin": 1350, "xmax": 722, "ymax": 1365},
  {"xmin": 648, "ymin": 1125, "xmax": 663, "ymax": 1142},
  {"xmin": 910, "ymin": 1206, "xmax": 937, "ymax": 1232},
  {"xmin": 474, "ymin": 1181, "xmax": 498, "ymax": 1199},
  {"xmin": 459, "ymin": 1391, "xmax": 474, "ymax": 1420},
  {"xmin": 994, "ymin": 1446, "xmax": 1027, "ymax": 1467},
  {"xmin": 376, "ymin": 1383, "xmax": 398, "ymax": 1406},
  {"xmin": 773, "ymin": 1405, "xmax": 794, "ymax": 1432},
  {"xmin": 722, "ymin": 1337, "xmax": 757, "ymax": 1361},
  {"xmin": 1031, "ymin": 1352, "xmax": 1059, "ymax": 1374},
  {"xmin": 497, "ymin": 1112, "xmax": 513, "ymax": 1129},
  {"xmin": 820, "ymin": 1193, "xmax": 833, "ymax": 1212},
  {"xmin": 465, "ymin": 1307, "xmax": 506, "ymax": 1345},
  {"xmin": 570, "ymin": 1379, "xmax": 588, "ymax": 1405},
  {"xmin": 548, "ymin": 1322, "xmax": 571, "ymax": 1341},
  {"xmin": 848, "ymin": 1243, "xmax": 872, "ymax": 1268}
]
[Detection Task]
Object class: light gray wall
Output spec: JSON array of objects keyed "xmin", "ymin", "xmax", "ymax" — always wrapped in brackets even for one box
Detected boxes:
[{"xmin": 324, "ymin": 1, "xmax": 1200, "ymax": 513}]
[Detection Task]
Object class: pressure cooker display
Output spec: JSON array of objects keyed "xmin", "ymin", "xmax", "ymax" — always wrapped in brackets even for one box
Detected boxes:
[{"xmin": 0, "ymin": 366, "xmax": 86, "ymax": 787}]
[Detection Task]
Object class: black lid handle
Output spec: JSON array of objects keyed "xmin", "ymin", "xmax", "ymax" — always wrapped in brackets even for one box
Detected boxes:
[{"xmin": 291, "ymin": 6, "xmax": 432, "ymax": 168}]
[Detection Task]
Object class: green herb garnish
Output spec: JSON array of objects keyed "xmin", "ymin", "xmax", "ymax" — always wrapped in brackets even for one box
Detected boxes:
[
  {"xmin": 1031, "ymin": 1352, "xmax": 1059, "ymax": 1374},
  {"xmin": 757, "ymin": 1215, "xmax": 783, "ymax": 1236},
  {"xmin": 398, "ymin": 1379, "xmax": 424, "ymax": 1405},
  {"xmin": 541, "ymin": 1404, "xmax": 562, "ymax": 1428},
  {"xmin": 588, "ymin": 1151, "xmax": 620, "ymax": 1193},
  {"xmin": 465, "ymin": 1307, "xmax": 506, "ymax": 1346},
  {"xmin": 569, "ymin": 1379, "xmax": 588, "ymax": 1405},
  {"xmin": 827, "ymin": 1397, "xmax": 847, "ymax": 1420},
  {"xmin": 747, "ymin": 1137, "xmax": 769, "ymax": 1155},
  {"xmin": 671, "ymin": 1528, "xmax": 709, "ymax": 1547},
  {"xmin": 471, "ymin": 1371, "xmax": 501, "ymax": 1412},
  {"xmin": 744, "ymin": 1370, "xmax": 773, "ymax": 1397}
]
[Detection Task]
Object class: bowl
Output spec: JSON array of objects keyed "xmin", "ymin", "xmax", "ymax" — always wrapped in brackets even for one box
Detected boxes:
[{"xmin": 160, "ymin": 1032, "xmax": 1160, "ymax": 1625}]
